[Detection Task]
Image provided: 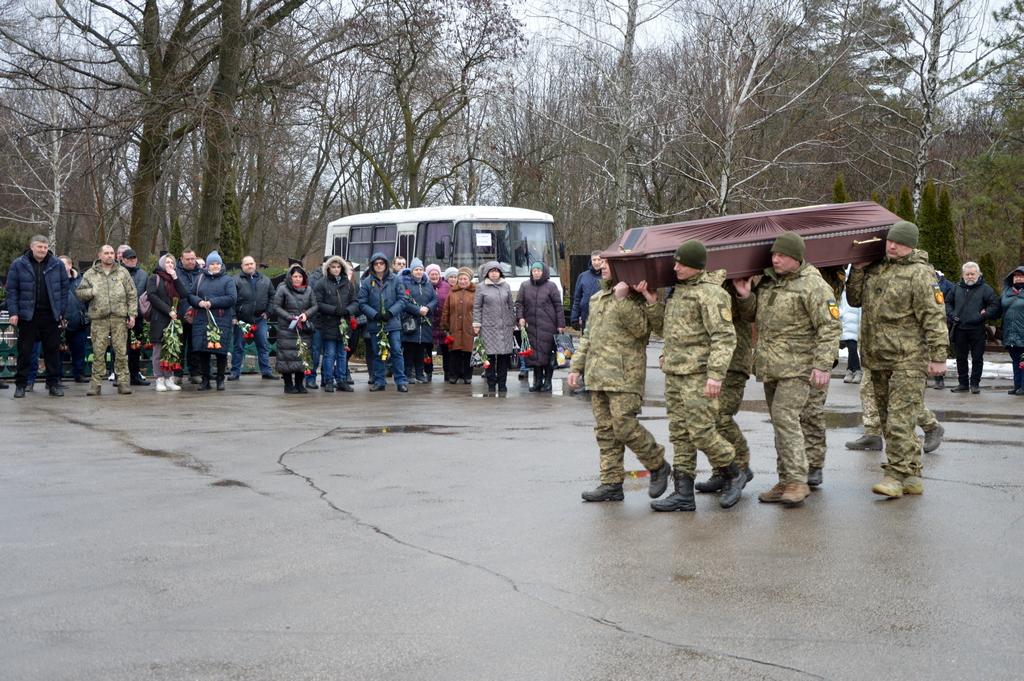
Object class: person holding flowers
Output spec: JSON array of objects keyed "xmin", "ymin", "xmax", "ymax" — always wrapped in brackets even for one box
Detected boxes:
[
  {"xmin": 473, "ymin": 261, "xmax": 517, "ymax": 393},
  {"xmin": 441, "ymin": 267, "xmax": 476, "ymax": 384},
  {"xmin": 146, "ymin": 254, "xmax": 189, "ymax": 392},
  {"xmin": 273, "ymin": 263, "xmax": 319, "ymax": 394},
  {"xmin": 358, "ymin": 252, "xmax": 416, "ymax": 392},
  {"xmin": 187, "ymin": 250, "xmax": 237, "ymax": 392},
  {"xmin": 314, "ymin": 255, "xmax": 357, "ymax": 393},
  {"xmin": 400, "ymin": 258, "xmax": 438, "ymax": 383},
  {"xmin": 517, "ymin": 262, "xmax": 565, "ymax": 393}
]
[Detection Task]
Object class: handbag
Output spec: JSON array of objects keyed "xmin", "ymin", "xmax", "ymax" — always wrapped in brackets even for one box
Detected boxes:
[
  {"xmin": 554, "ymin": 332, "xmax": 575, "ymax": 368},
  {"xmin": 401, "ymin": 314, "xmax": 418, "ymax": 333}
]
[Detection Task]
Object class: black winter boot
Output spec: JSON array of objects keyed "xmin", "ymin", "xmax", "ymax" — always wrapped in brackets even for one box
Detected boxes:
[
  {"xmin": 648, "ymin": 460, "xmax": 672, "ymax": 498},
  {"xmin": 282, "ymin": 373, "xmax": 294, "ymax": 394},
  {"xmin": 528, "ymin": 368, "xmax": 543, "ymax": 392},
  {"xmin": 651, "ymin": 475, "xmax": 695, "ymax": 511},
  {"xmin": 581, "ymin": 483, "xmax": 624, "ymax": 502},
  {"xmin": 718, "ymin": 462, "xmax": 746, "ymax": 508},
  {"xmin": 540, "ymin": 365, "xmax": 554, "ymax": 392}
]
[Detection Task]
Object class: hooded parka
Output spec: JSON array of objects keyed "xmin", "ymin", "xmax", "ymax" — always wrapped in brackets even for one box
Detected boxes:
[{"xmin": 516, "ymin": 263, "xmax": 565, "ymax": 367}]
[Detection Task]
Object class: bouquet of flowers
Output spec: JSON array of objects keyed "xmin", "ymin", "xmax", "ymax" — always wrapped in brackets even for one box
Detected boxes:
[
  {"xmin": 160, "ymin": 318, "xmax": 184, "ymax": 373},
  {"xmin": 237, "ymin": 320, "xmax": 255, "ymax": 343},
  {"xmin": 205, "ymin": 309, "xmax": 222, "ymax": 349},
  {"xmin": 296, "ymin": 332, "xmax": 314, "ymax": 376},
  {"xmin": 142, "ymin": 321, "xmax": 153, "ymax": 350},
  {"xmin": 339, "ymin": 316, "xmax": 357, "ymax": 353},
  {"xmin": 377, "ymin": 324, "xmax": 390, "ymax": 362},
  {"xmin": 473, "ymin": 334, "xmax": 490, "ymax": 369},
  {"xmin": 444, "ymin": 334, "xmax": 455, "ymax": 346},
  {"xmin": 518, "ymin": 325, "xmax": 534, "ymax": 359}
]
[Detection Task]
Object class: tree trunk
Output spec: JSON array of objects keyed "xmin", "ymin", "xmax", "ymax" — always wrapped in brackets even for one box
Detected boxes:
[
  {"xmin": 611, "ymin": 0, "xmax": 638, "ymax": 237},
  {"xmin": 913, "ymin": 0, "xmax": 944, "ymax": 213},
  {"xmin": 128, "ymin": 118, "xmax": 166, "ymax": 251},
  {"xmin": 194, "ymin": 0, "xmax": 243, "ymax": 255}
]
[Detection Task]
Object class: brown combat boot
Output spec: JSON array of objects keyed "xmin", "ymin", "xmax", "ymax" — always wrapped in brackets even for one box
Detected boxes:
[
  {"xmin": 780, "ymin": 482, "xmax": 810, "ymax": 507},
  {"xmin": 758, "ymin": 482, "xmax": 786, "ymax": 503}
]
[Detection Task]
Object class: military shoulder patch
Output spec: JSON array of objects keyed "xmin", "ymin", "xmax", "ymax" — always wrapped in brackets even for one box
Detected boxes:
[
  {"xmin": 721, "ymin": 306, "xmax": 732, "ymax": 322},
  {"xmin": 933, "ymin": 285, "xmax": 944, "ymax": 305},
  {"xmin": 828, "ymin": 300, "xmax": 840, "ymax": 320}
]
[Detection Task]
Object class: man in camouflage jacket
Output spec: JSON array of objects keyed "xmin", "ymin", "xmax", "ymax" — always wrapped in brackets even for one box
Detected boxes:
[
  {"xmin": 76, "ymin": 244, "xmax": 138, "ymax": 395},
  {"xmin": 569, "ymin": 262, "xmax": 671, "ymax": 503},
  {"xmin": 735, "ymin": 232, "xmax": 840, "ymax": 507},
  {"xmin": 846, "ymin": 221, "xmax": 948, "ymax": 498},
  {"xmin": 638, "ymin": 240, "xmax": 743, "ymax": 511}
]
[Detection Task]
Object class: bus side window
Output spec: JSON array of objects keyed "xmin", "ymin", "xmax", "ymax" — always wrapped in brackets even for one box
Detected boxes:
[{"xmin": 398, "ymin": 233, "xmax": 414, "ymax": 261}]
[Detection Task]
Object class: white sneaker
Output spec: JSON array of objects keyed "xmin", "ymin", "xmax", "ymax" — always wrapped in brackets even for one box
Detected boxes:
[
  {"xmin": 166, "ymin": 376, "xmax": 182, "ymax": 391},
  {"xmin": 155, "ymin": 377, "xmax": 168, "ymax": 392}
]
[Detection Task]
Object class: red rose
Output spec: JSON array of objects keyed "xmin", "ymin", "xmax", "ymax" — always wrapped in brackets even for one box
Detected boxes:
[
  {"xmin": 405, "ymin": 289, "xmax": 411, "ymax": 295},
  {"xmin": 349, "ymin": 317, "xmax": 359, "ymax": 330},
  {"xmin": 444, "ymin": 334, "xmax": 455, "ymax": 345}
]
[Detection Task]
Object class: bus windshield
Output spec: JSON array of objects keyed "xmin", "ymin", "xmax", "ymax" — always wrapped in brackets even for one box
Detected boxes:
[{"xmin": 452, "ymin": 221, "xmax": 558, "ymax": 276}]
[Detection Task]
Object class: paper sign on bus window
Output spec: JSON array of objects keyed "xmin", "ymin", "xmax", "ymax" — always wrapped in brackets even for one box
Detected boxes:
[{"xmin": 475, "ymin": 232, "xmax": 492, "ymax": 247}]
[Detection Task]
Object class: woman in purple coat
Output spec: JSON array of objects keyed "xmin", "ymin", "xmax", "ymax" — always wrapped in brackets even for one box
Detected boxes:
[
  {"xmin": 425, "ymin": 264, "xmax": 453, "ymax": 382},
  {"xmin": 516, "ymin": 262, "xmax": 565, "ymax": 392}
]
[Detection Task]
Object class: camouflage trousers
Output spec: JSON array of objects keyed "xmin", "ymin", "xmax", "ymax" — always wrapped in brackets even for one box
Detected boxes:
[
  {"xmin": 868, "ymin": 369, "xmax": 926, "ymax": 479},
  {"xmin": 716, "ymin": 371, "xmax": 751, "ymax": 469},
  {"xmin": 665, "ymin": 373, "xmax": 735, "ymax": 478},
  {"xmin": 859, "ymin": 370, "xmax": 938, "ymax": 435},
  {"xmin": 763, "ymin": 377, "xmax": 813, "ymax": 484},
  {"xmin": 591, "ymin": 390, "xmax": 666, "ymax": 484},
  {"xmin": 90, "ymin": 317, "xmax": 129, "ymax": 388},
  {"xmin": 804, "ymin": 384, "xmax": 828, "ymax": 469}
]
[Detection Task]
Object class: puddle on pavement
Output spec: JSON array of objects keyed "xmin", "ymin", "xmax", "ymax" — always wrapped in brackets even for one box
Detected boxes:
[
  {"xmin": 132, "ymin": 445, "xmax": 213, "ymax": 474},
  {"xmin": 210, "ymin": 479, "xmax": 250, "ymax": 488},
  {"xmin": 331, "ymin": 425, "xmax": 461, "ymax": 436}
]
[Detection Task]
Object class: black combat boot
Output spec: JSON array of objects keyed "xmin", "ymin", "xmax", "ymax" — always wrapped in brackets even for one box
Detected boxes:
[
  {"xmin": 651, "ymin": 474, "xmax": 695, "ymax": 512},
  {"xmin": 528, "ymin": 368, "xmax": 543, "ymax": 392},
  {"xmin": 718, "ymin": 462, "xmax": 746, "ymax": 508},
  {"xmin": 581, "ymin": 483, "xmax": 624, "ymax": 502},
  {"xmin": 648, "ymin": 460, "xmax": 672, "ymax": 498},
  {"xmin": 695, "ymin": 471, "xmax": 725, "ymax": 494},
  {"xmin": 806, "ymin": 467, "xmax": 823, "ymax": 487}
]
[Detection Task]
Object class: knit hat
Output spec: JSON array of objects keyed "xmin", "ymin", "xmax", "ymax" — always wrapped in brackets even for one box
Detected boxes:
[
  {"xmin": 530, "ymin": 261, "xmax": 545, "ymax": 271},
  {"xmin": 673, "ymin": 240, "xmax": 707, "ymax": 269},
  {"xmin": 887, "ymin": 220, "xmax": 919, "ymax": 248},
  {"xmin": 457, "ymin": 266, "xmax": 474, "ymax": 279},
  {"xmin": 206, "ymin": 250, "xmax": 223, "ymax": 267},
  {"xmin": 770, "ymin": 232, "xmax": 805, "ymax": 261},
  {"xmin": 409, "ymin": 257, "xmax": 424, "ymax": 270},
  {"xmin": 444, "ymin": 267, "xmax": 459, "ymax": 279},
  {"xmin": 425, "ymin": 263, "xmax": 442, "ymax": 277}
]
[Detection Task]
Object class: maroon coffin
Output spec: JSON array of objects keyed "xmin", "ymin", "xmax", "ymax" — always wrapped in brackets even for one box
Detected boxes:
[{"xmin": 602, "ymin": 202, "xmax": 902, "ymax": 288}]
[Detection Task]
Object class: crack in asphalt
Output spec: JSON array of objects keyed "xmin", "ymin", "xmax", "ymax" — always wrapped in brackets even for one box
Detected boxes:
[{"xmin": 276, "ymin": 428, "xmax": 828, "ymax": 680}]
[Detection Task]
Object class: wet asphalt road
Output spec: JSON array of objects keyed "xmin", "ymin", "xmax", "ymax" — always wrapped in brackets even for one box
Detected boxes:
[{"xmin": 2, "ymin": 348, "xmax": 1022, "ymax": 681}]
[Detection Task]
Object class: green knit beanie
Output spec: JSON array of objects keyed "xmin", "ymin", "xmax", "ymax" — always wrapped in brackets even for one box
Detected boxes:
[
  {"xmin": 674, "ymin": 239, "xmax": 707, "ymax": 269},
  {"xmin": 887, "ymin": 220, "xmax": 919, "ymax": 248},
  {"xmin": 771, "ymin": 231, "xmax": 805, "ymax": 261}
]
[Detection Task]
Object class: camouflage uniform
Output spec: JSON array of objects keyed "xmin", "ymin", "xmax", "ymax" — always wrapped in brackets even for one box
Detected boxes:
[
  {"xmin": 572, "ymin": 283, "xmax": 666, "ymax": 484},
  {"xmin": 846, "ymin": 250, "xmax": 948, "ymax": 480},
  {"xmin": 859, "ymin": 371, "xmax": 939, "ymax": 437},
  {"xmin": 737, "ymin": 263, "xmax": 840, "ymax": 484},
  {"xmin": 648, "ymin": 269, "xmax": 737, "ymax": 477},
  {"xmin": 76, "ymin": 261, "xmax": 138, "ymax": 390},
  {"xmin": 718, "ymin": 285, "xmax": 753, "ymax": 469}
]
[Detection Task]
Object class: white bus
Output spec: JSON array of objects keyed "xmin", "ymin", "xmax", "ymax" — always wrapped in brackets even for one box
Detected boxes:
[{"xmin": 323, "ymin": 205, "xmax": 564, "ymax": 293}]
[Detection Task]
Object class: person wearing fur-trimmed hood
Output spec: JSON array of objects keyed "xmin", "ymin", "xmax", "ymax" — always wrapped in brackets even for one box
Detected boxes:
[{"xmin": 314, "ymin": 255, "xmax": 357, "ymax": 392}]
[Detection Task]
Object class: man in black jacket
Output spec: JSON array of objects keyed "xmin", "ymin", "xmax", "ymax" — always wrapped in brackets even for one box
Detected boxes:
[
  {"xmin": 229, "ymin": 255, "xmax": 277, "ymax": 380},
  {"xmin": 946, "ymin": 261, "xmax": 1000, "ymax": 394}
]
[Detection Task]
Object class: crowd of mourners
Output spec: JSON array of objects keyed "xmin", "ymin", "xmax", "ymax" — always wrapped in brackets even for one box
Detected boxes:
[{"xmin": 0, "ymin": 236, "xmax": 573, "ymax": 397}]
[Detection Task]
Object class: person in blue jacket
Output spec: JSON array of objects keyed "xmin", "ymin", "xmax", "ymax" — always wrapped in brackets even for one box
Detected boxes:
[
  {"xmin": 187, "ymin": 251, "xmax": 237, "ymax": 391},
  {"xmin": 58, "ymin": 255, "xmax": 90, "ymax": 383},
  {"xmin": 5, "ymin": 235, "xmax": 68, "ymax": 397},
  {"xmin": 569, "ymin": 251, "xmax": 604, "ymax": 332},
  {"xmin": 399, "ymin": 258, "xmax": 438, "ymax": 383},
  {"xmin": 358, "ymin": 252, "xmax": 418, "ymax": 392}
]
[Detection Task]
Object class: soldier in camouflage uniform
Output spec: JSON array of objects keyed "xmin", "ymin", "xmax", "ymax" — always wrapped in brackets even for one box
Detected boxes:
[
  {"xmin": 570, "ymin": 262, "xmax": 671, "ymax": 502},
  {"xmin": 735, "ymin": 232, "xmax": 840, "ymax": 507},
  {"xmin": 637, "ymin": 240, "xmax": 743, "ymax": 512},
  {"xmin": 846, "ymin": 372, "xmax": 944, "ymax": 453},
  {"xmin": 76, "ymin": 244, "xmax": 138, "ymax": 396},
  {"xmin": 695, "ymin": 281, "xmax": 755, "ymax": 494},
  {"xmin": 845, "ymin": 221, "xmax": 948, "ymax": 497}
]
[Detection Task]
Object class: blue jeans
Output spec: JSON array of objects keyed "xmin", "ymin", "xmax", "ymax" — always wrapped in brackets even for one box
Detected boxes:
[
  {"xmin": 232, "ymin": 318, "xmax": 273, "ymax": 376},
  {"xmin": 366, "ymin": 328, "xmax": 406, "ymax": 386},
  {"xmin": 307, "ymin": 329, "xmax": 323, "ymax": 384},
  {"xmin": 321, "ymin": 338, "xmax": 349, "ymax": 386},
  {"xmin": 66, "ymin": 328, "xmax": 89, "ymax": 378},
  {"xmin": 1009, "ymin": 346, "xmax": 1023, "ymax": 390}
]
